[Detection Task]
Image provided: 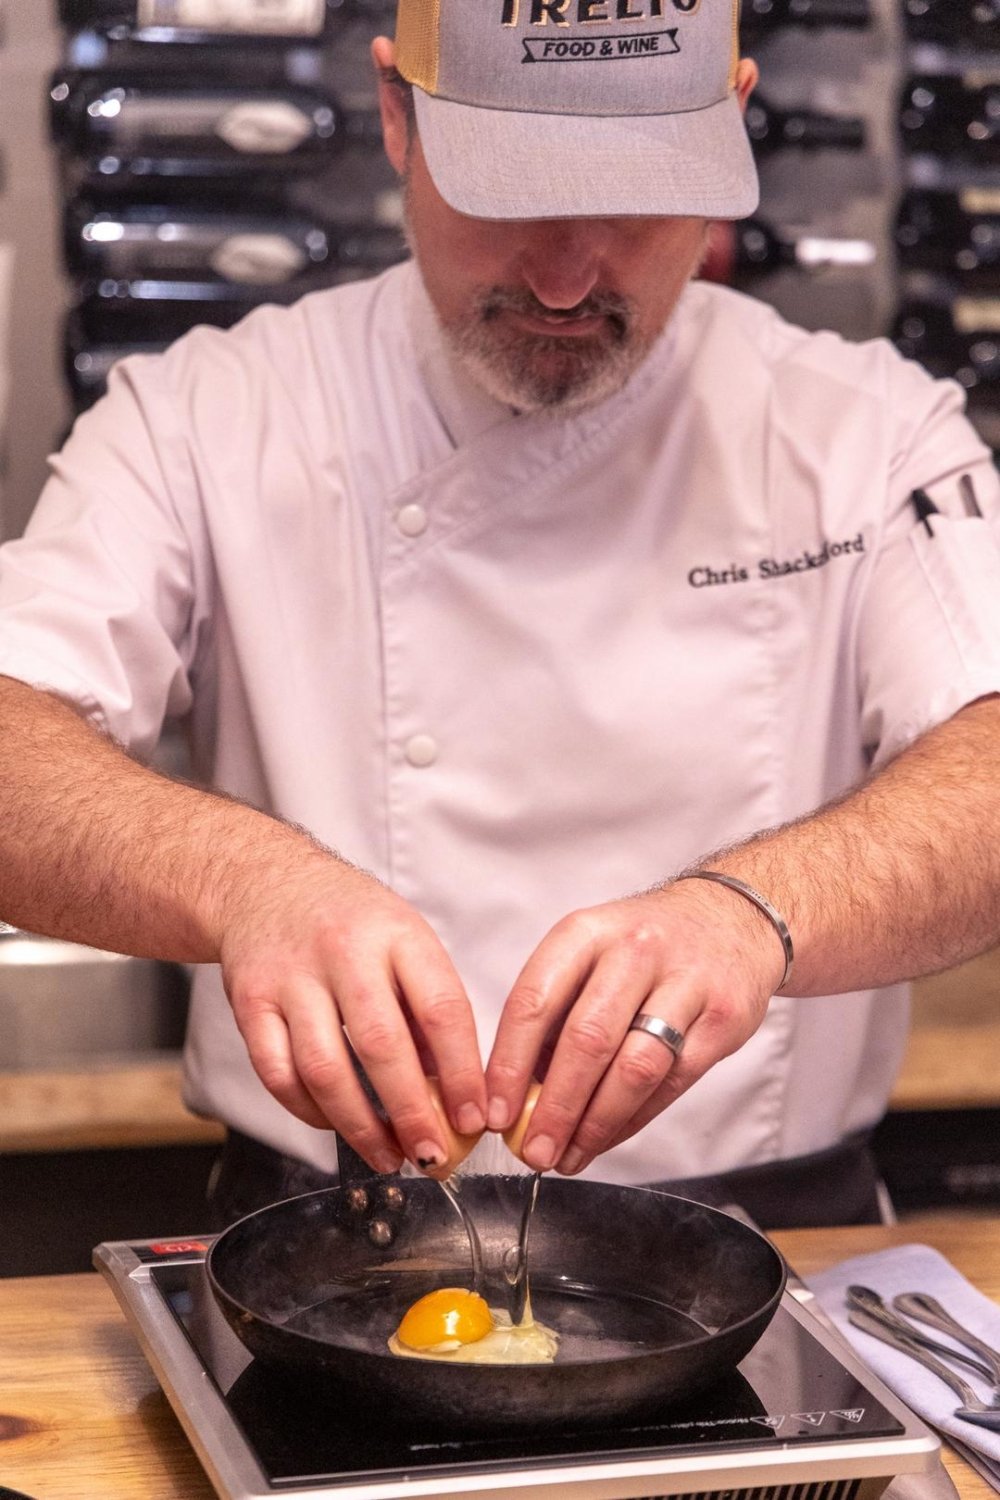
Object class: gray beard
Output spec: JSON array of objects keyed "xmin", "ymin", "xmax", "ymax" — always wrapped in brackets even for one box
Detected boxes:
[{"xmin": 435, "ymin": 284, "xmax": 653, "ymax": 415}]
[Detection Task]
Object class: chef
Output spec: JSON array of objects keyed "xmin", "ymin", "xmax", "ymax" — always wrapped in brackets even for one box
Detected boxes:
[{"xmin": 1, "ymin": 0, "xmax": 999, "ymax": 1230}]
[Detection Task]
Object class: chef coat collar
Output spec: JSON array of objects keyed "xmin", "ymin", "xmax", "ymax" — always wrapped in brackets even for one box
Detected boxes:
[
  {"xmin": 403, "ymin": 257, "xmax": 688, "ymax": 450},
  {"xmin": 404, "ymin": 264, "xmax": 515, "ymax": 449}
]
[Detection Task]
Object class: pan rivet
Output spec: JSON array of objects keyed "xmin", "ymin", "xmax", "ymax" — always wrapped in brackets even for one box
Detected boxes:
[
  {"xmin": 382, "ymin": 1186, "xmax": 405, "ymax": 1212},
  {"xmin": 345, "ymin": 1188, "xmax": 369, "ymax": 1213},
  {"xmin": 369, "ymin": 1220, "xmax": 394, "ymax": 1247}
]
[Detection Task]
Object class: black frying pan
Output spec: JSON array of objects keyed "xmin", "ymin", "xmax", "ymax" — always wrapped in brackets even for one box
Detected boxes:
[{"xmin": 207, "ymin": 1175, "xmax": 786, "ymax": 1432}]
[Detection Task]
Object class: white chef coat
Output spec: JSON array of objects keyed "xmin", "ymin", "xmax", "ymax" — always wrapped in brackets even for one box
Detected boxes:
[{"xmin": 2, "ymin": 259, "xmax": 1000, "ymax": 1184}]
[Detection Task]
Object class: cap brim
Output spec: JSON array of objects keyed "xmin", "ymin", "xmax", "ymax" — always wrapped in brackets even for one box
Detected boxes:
[{"xmin": 412, "ymin": 88, "xmax": 760, "ymax": 222}]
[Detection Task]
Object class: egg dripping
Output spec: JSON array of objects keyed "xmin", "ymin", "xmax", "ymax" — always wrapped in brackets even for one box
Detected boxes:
[{"xmin": 390, "ymin": 1078, "xmax": 558, "ymax": 1365}]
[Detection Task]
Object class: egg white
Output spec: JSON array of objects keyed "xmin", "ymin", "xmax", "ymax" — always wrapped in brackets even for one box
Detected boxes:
[{"xmin": 388, "ymin": 1308, "xmax": 559, "ymax": 1364}]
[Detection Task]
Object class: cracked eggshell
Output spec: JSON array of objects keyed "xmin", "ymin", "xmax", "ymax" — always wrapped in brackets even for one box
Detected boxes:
[
  {"xmin": 418, "ymin": 1077, "xmax": 484, "ymax": 1181},
  {"xmin": 501, "ymin": 1080, "xmax": 543, "ymax": 1164}
]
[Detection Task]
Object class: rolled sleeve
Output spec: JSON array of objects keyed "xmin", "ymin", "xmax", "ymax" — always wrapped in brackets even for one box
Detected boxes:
[
  {"xmin": 856, "ymin": 362, "xmax": 1000, "ymax": 766},
  {"xmin": 0, "ymin": 353, "xmax": 208, "ymax": 757}
]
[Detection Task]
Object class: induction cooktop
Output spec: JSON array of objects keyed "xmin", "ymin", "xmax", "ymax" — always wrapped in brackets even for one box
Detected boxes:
[{"xmin": 94, "ymin": 1233, "xmax": 939, "ymax": 1500}]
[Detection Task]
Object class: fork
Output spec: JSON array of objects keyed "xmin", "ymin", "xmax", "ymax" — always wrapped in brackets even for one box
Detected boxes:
[{"xmin": 848, "ymin": 1304, "xmax": 1000, "ymax": 1433}]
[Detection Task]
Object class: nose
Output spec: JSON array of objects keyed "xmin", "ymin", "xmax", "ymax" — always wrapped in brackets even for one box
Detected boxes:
[{"xmin": 517, "ymin": 219, "xmax": 612, "ymax": 309}]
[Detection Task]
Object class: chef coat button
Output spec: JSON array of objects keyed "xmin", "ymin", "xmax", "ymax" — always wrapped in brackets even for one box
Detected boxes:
[
  {"xmin": 396, "ymin": 503, "xmax": 429, "ymax": 538},
  {"xmin": 404, "ymin": 734, "xmax": 439, "ymax": 768}
]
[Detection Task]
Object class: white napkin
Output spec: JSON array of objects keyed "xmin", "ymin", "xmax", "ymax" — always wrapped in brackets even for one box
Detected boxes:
[{"xmin": 808, "ymin": 1244, "xmax": 1000, "ymax": 1492}]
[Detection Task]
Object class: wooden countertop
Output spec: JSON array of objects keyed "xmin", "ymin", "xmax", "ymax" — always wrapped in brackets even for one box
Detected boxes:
[
  {"xmin": 889, "ymin": 1022, "xmax": 1000, "ymax": 1113},
  {"xmin": 0, "ymin": 1057, "xmax": 224, "ymax": 1152},
  {"xmin": 0, "ymin": 1215, "xmax": 997, "ymax": 1500}
]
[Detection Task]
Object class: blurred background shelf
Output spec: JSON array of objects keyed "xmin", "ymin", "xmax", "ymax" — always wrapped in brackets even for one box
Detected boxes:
[{"xmin": 0, "ymin": 1055, "xmax": 224, "ymax": 1153}]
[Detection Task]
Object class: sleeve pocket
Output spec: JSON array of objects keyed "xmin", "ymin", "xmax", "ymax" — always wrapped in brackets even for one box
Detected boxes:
[{"xmin": 910, "ymin": 514, "xmax": 1000, "ymax": 675}]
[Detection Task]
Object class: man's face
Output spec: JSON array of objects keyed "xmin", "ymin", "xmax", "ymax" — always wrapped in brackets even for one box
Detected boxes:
[{"xmin": 399, "ymin": 136, "xmax": 708, "ymax": 414}]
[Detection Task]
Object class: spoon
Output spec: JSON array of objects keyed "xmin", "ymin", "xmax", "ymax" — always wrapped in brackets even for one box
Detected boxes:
[
  {"xmin": 892, "ymin": 1292, "xmax": 1000, "ymax": 1388},
  {"xmin": 846, "ymin": 1286, "xmax": 998, "ymax": 1383}
]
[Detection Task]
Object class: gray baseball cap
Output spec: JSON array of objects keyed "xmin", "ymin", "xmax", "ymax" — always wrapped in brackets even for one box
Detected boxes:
[{"xmin": 394, "ymin": 0, "xmax": 759, "ymax": 221}]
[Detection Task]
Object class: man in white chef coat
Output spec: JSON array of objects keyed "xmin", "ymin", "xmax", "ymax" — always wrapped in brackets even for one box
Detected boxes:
[{"xmin": 1, "ymin": 0, "xmax": 1000, "ymax": 1228}]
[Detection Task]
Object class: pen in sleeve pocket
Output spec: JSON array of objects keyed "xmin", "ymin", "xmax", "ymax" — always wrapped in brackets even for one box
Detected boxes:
[
  {"xmin": 960, "ymin": 474, "xmax": 984, "ymax": 518},
  {"xmin": 910, "ymin": 487, "xmax": 940, "ymax": 536}
]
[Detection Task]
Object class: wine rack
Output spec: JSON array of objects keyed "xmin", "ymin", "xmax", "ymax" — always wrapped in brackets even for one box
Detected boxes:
[
  {"xmin": 699, "ymin": 1, "xmax": 892, "ymax": 351},
  {"xmin": 715, "ymin": 0, "xmax": 1000, "ymax": 457},
  {"xmin": 48, "ymin": 0, "xmax": 407, "ymax": 414},
  {"xmin": 46, "ymin": 0, "xmax": 1000, "ymax": 455},
  {"xmin": 891, "ymin": 6, "xmax": 1000, "ymax": 450}
]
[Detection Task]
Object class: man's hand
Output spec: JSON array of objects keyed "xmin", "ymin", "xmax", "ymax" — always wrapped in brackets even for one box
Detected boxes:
[
  {"xmin": 485, "ymin": 879, "xmax": 787, "ymax": 1176},
  {"xmin": 0, "ymin": 675, "xmax": 486, "ymax": 1178},
  {"xmin": 218, "ymin": 852, "xmax": 487, "ymax": 1176},
  {"xmin": 487, "ymin": 696, "xmax": 1000, "ymax": 1177}
]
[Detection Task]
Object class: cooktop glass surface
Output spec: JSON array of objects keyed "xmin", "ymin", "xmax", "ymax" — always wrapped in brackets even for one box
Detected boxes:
[{"xmin": 149, "ymin": 1261, "xmax": 904, "ymax": 1491}]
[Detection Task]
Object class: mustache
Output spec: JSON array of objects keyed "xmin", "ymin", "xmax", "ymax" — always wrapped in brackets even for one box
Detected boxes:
[{"xmin": 476, "ymin": 286, "xmax": 632, "ymax": 340}]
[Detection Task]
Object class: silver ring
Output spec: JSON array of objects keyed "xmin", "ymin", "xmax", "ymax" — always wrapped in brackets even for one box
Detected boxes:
[{"xmin": 629, "ymin": 1013, "xmax": 685, "ymax": 1057}]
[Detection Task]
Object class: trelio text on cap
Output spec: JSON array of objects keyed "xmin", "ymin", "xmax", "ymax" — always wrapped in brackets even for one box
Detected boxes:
[{"xmin": 500, "ymin": 1, "xmax": 701, "ymax": 23}]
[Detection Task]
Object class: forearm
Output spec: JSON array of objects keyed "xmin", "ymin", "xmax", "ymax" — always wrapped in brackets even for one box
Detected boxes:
[
  {"xmin": 697, "ymin": 695, "xmax": 1000, "ymax": 996},
  {"xmin": 0, "ymin": 675, "xmax": 331, "ymax": 961}
]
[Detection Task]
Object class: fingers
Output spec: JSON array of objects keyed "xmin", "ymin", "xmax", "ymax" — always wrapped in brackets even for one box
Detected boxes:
[
  {"xmin": 488, "ymin": 890, "xmax": 775, "ymax": 1176},
  {"xmin": 226, "ymin": 905, "xmax": 486, "ymax": 1176},
  {"xmin": 230, "ymin": 972, "xmax": 405, "ymax": 1173},
  {"xmin": 554, "ymin": 995, "xmax": 711, "ymax": 1174},
  {"xmin": 487, "ymin": 908, "xmax": 687, "ymax": 1169},
  {"xmin": 393, "ymin": 937, "xmax": 487, "ymax": 1137},
  {"xmin": 518, "ymin": 974, "xmax": 700, "ymax": 1173},
  {"xmin": 231, "ymin": 980, "xmax": 335, "ymax": 1133},
  {"xmin": 485, "ymin": 916, "xmax": 598, "ymax": 1132}
]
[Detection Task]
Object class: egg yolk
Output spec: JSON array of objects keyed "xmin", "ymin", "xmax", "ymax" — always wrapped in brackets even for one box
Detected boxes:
[{"xmin": 395, "ymin": 1288, "xmax": 494, "ymax": 1351}]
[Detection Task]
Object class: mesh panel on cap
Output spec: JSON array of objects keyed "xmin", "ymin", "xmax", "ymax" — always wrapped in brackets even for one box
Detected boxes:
[
  {"xmin": 729, "ymin": 0, "xmax": 740, "ymax": 87},
  {"xmin": 396, "ymin": 0, "xmax": 441, "ymax": 96}
]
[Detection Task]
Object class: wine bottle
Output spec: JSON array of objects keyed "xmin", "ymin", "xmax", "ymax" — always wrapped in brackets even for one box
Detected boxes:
[
  {"xmin": 700, "ymin": 217, "xmax": 876, "ymax": 286},
  {"xmin": 893, "ymin": 295, "xmax": 1000, "ymax": 405},
  {"xmin": 899, "ymin": 75, "xmax": 1000, "ymax": 162},
  {"xmin": 55, "ymin": 0, "xmax": 392, "ymax": 42},
  {"xmin": 70, "ymin": 267, "xmax": 368, "ymax": 351},
  {"xmin": 48, "ymin": 73, "xmax": 386, "ymax": 176},
  {"xmin": 744, "ymin": 92, "xmax": 865, "ymax": 154},
  {"xmin": 740, "ymin": 0, "xmax": 872, "ymax": 34},
  {"xmin": 901, "ymin": 0, "xmax": 1000, "ymax": 48},
  {"xmin": 72, "ymin": 279, "xmax": 278, "ymax": 344},
  {"xmin": 63, "ymin": 199, "xmax": 405, "ymax": 285},
  {"xmin": 64, "ymin": 333, "xmax": 169, "ymax": 410},
  {"xmin": 895, "ymin": 189, "xmax": 1000, "ymax": 287}
]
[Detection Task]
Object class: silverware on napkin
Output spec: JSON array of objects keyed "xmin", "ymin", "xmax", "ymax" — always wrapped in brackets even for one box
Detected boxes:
[
  {"xmin": 847, "ymin": 1286, "xmax": 1000, "ymax": 1433},
  {"xmin": 848, "ymin": 1287, "xmax": 1000, "ymax": 1385}
]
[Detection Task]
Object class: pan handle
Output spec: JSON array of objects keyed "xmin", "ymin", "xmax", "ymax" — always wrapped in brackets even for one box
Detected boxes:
[{"xmin": 335, "ymin": 1048, "xmax": 389, "ymax": 1189}]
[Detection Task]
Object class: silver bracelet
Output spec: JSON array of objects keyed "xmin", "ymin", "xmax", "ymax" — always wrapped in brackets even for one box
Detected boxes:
[{"xmin": 677, "ymin": 871, "xmax": 794, "ymax": 992}]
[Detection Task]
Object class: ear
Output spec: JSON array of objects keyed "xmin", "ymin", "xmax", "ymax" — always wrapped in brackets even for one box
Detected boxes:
[
  {"xmin": 734, "ymin": 58, "xmax": 759, "ymax": 113},
  {"xmin": 372, "ymin": 36, "xmax": 410, "ymax": 177}
]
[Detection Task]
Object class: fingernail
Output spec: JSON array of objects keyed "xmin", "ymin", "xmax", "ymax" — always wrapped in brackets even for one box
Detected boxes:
[
  {"xmin": 487, "ymin": 1097, "xmax": 510, "ymax": 1131},
  {"xmin": 558, "ymin": 1147, "xmax": 586, "ymax": 1176},
  {"xmin": 457, "ymin": 1103, "xmax": 485, "ymax": 1135},
  {"xmin": 413, "ymin": 1140, "xmax": 444, "ymax": 1170},
  {"xmin": 523, "ymin": 1134, "xmax": 557, "ymax": 1171},
  {"xmin": 375, "ymin": 1152, "xmax": 403, "ymax": 1175}
]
